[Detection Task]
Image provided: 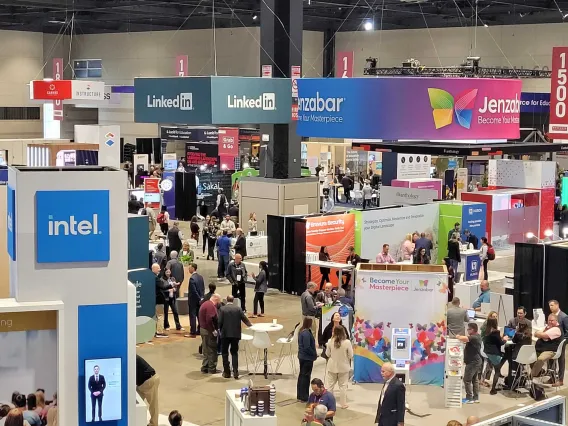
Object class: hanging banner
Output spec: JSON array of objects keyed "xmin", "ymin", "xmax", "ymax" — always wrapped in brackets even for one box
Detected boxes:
[
  {"xmin": 30, "ymin": 80, "xmax": 72, "ymax": 100},
  {"xmin": 353, "ymin": 269, "xmax": 448, "ymax": 384},
  {"xmin": 291, "ymin": 65, "xmax": 301, "ymax": 98},
  {"xmin": 197, "ymin": 172, "xmax": 232, "ymax": 209},
  {"xmin": 176, "ymin": 55, "xmax": 188, "ymax": 77},
  {"xmin": 296, "ymin": 77, "xmax": 522, "ymax": 140},
  {"xmin": 262, "ymin": 65, "xmax": 273, "ymax": 78},
  {"xmin": 549, "ymin": 47, "xmax": 568, "ymax": 138},
  {"xmin": 456, "ymin": 168, "xmax": 468, "ymax": 199},
  {"xmin": 186, "ymin": 143, "xmax": 218, "ymax": 168},
  {"xmin": 336, "ymin": 51, "xmax": 354, "ymax": 78},
  {"xmin": 144, "ymin": 177, "xmax": 161, "ymax": 209},
  {"xmin": 53, "ymin": 58, "xmax": 63, "ymax": 120},
  {"xmin": 218, "ymin": 127, "xmax": 239, "ymax": 157}
]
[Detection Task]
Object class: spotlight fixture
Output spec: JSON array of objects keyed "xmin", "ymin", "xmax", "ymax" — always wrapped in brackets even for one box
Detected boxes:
[
  {"xmin": 564, "ymin": 13, "xmax": 568, "ymax": 20},
  {"xmin": 252, "ymin": 14, "xmax": 258, "ymax": 20},
  {"xmin": 243, "ymin": 162, "xmax": 250, "ymax": 169},
  {"xmin": 563, "ymin": 227, "xmax": 568, "ymax": 236},
  {"xmin": 544, "ymin": 229, "xmax": 554, "ymax": 237},
  {"xmin": 526, "ymin": 232, "xmax": 535, "ymax": 239},
  {"xmin": 364, "ymin": 21, "xmax": 373, "ymax": 31}
]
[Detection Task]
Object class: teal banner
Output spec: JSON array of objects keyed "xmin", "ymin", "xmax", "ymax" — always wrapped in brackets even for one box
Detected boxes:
[{"xmin": 128, "ymin": 268, "xmax": 157, "ymax": 344}]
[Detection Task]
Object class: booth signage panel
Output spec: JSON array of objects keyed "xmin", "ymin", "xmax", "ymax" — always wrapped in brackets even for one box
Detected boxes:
[
  {"xmin": 7, "ymin": 185, "xmax": 15, "ymax": 261},
  {"xmin": 462, "ymin": 203, "xmax": 487, "ymax": 240},
  {"xmin": 397, "ymin": 154, "xmax": 431, "ymax": 180},
  {"xmin": 31, "ymin": 80, "xmax": 72, "ymax": 100},
  {"xmin": 379, "ymin": 186, "xmax": 437, "ymax": 206},
  {"xmin": 35, "ymin": 190, "xmax": 110, "ymax": 263},
  {"xmin": 218, "ymin": 127, "xmax": 239, "ymax": 157},
  {"xmin": 134, "ymin": 77, "xmax": 212, "ymax": 124},
  {"xmin": 186, "ymin": 143, "xmax": 218, "ymax": 167},
  {"xmin": 210, "ymin": 77, "xmax": 292, "ymax": 124},
  {"xmin": 296, "ymin": 77, "xmax": 522, "ymax": 140},
  {"xmin": 549, "ymin": 47, "xmax": 568, "ymax": 138},
  {"xmin": 336, "ymin": 51, "xmax": 354, "ymax": 78},
  {"xmin": 197, "ymin": 172, "xmax": 232, "ymax": 209},
  {"xmin": 53, "ymin": 58, "xmax": 63, "ymax": 120},
  {"xmin": 144, "ymin": 178, "xmax": 160, "ymax": 209},
  {"xmin": 128, "ymin": 269, "xmax": 157, "ymax": 344},
  {"xmin": 176, "ymin": 54, "xmax": 188, "ymax": 77},
  {"xmin": 72, "ymin": 81, "xmax": 105, "ymax": 101},
  {"xmin": 465, "ymin": 255, "xmax": 481, "ymax": 281},
  {"xmin": 520, "ymin": 92, "xmax": 550, "ymax": 114}
]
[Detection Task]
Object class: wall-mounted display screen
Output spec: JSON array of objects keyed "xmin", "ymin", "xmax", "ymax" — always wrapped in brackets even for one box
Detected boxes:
[{"xmin": 85, "ymin": 358, "xmax": 122, "ymax": 423}]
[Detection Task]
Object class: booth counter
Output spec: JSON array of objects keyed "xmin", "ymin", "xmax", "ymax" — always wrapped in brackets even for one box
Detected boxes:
[{"xmin": 457, "ymin": 249, "xmax": 481, "ymax": 282}]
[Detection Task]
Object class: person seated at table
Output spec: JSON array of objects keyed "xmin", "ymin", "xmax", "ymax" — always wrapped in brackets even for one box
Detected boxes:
[
  {"xmin": 507, "ymin": 306, "xmax": 532, "ymax": 332},
  {"xmin": 413, "ymin": 247, "xmax": 430, "ymax": 265},
  {"xmin": 320, "ymin": 312, "xmax": 350, "ymax": 356},
  {"xmin": 472, "ymin": 280, "xmax": 491, "ymax": 312},
  {"xmin": 318, "ymin": 246, "xmax": 331, "ymax": 290},
  {"xmin": 337, "ymin": 288, "xmax": 353, "ymax": 308},
  {"xmin": 512, "ymin": 321, "xmax": 532, "ymax": 360},
  {"xmin": 532, "ymin": 313, "xmax": 563, "ymax": 379},
  {"xmin": 483, "ymin": 317, "xmax": 509, "ymax": 395},
  {"xmin": 337, "ymin": 247, "xmax": 361, "ymax": 289},
  {"xmin": 376, "ymin": 244, "xmax": 395, "ymax": 264}
]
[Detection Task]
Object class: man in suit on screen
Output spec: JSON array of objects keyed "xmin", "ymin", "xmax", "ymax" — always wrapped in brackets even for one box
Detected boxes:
[{"xmin": 88, "ymin": 365, "xmax": 106, "ymax": 422}]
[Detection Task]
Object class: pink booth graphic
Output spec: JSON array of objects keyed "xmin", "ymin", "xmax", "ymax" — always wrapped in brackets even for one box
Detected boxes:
[{"xmin": 391, "ymin": 178, "xmax": 443, "ymax": 199}]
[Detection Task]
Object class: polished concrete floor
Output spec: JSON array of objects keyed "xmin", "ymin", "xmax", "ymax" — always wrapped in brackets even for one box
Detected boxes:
[{"xmin": 136, "ymin": 243, "xmax": 563, "ymax": 426}]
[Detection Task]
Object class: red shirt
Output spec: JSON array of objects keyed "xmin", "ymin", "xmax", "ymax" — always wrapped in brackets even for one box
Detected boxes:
[{"xmin": 198, "ymin": 300, "xmax": 218, "ymax": 332}]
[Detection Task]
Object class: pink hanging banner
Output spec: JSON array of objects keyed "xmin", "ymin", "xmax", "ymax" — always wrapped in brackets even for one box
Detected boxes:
[
  {"xmin": 53, "ymin": 58, "xmax": 63, "ymax": 120},
  {"xmin": 176, "ymin": 55, "xmax": 188, "ymax": 77},
  {"xmin": 336, "ymin": 51, "xmax": 354, "ymax": 78}
]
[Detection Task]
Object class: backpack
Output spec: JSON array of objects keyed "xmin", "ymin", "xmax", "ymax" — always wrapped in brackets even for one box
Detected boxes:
[
  {"xmin": 487, "ymin": 245, "xmax": 495, "ymax": 261},
  {"xmin": 157, "ymin": 213, "xmax": 166, "ymax": 224}
]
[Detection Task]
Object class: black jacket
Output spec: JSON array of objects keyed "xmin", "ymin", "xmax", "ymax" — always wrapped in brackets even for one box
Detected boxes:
[
  {"xmin": 341, "ymin": 175, "xmax": 352, "ymax": 190},
  {"xmin": 375, "ymin": 377, "xmax": 405, "ymax": 426},
  {"xmin": 298, "ymin": 329, "xmax": 317, "ymax": 361},
  {"xmin": 219, "ymin": 303, "xmax": 252, "ymax": 339},
  {"xmin": 167, "ymin": 226, "xmax": 182, "ymax": 252},
  {"xmin": 447, "ymin": 240, "xmax": 461, "ymax": 262},
  {"xmin": 88, "ymin": 374, "xmax": 106, "ymax": 396},
  {"xmin": 155, "ymin": 274, "xmax": 173, "ymax": 304},
  {"xmin": 319, "ymin": 252, "xmax": 331, "ymax": 274},
  {"xmin": 321, "ymin": 322, "xmax": 349, "ymax": 348},
  {"xmin": 189, "ymin": 272, "xmax": 205, "ymax": 301},
  {"xmin": 226, "ymin": 261, "xmax": 248, "ymax": 285},
  {"xmin": 234, "ymin": 235, "xmax": 247, "ymax": 258},
  {"xmin": 466, "ymin": 233, "xmax": 479, "ymax": 249}
]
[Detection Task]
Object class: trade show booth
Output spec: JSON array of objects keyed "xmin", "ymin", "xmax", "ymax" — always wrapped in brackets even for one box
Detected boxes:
[{"xmin": 390, "ymin": 178, "xmax": 443, "ymax": 199}]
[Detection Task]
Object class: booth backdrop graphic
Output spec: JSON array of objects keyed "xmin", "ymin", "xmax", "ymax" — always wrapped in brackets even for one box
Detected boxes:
[
  {"xmin": 185, "ymin": 143, "xmax": 218, "ymax": 168},
  {"xmin": 353, "ymin": 270, "xmax": 447, "ymax": 384},
  {"xmin": 197, "ymin": 172, "xmax": 232, "ymax": 210},
  {"xmin": 353, "ymin": 204, "xmax": 439, "ymax": 263},
  {"xmin": 306, "ymin": 214, "xmax": 355, "ymax": 287},
  {"xmin": 296, "ymin": 77, "xmax": 522, "ymax": 140},
  {"xmin": 128, "ymin": 269, "xmax": 156, "ymax": 344}
]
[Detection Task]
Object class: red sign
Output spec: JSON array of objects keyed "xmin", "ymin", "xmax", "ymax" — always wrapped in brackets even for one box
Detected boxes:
[
  {"xmin": 176, "ymin": 55, "xmax": 188, "ymax": 77},
  {"xmin": 336, "ymin": 51, "xmax": 354, "ymax": 78},
  {"xmin": 218, "ymin": 127, "xmax": 239, "ymax": 157},
  {"xmin": 144, "ymin": 177, "xmax": 161, "ymax": 209},
  {"xmin": 31, "ymin": 80, "xmax": 72, "ymax": 100},
  {"xmin": 262, "ymin": 65, "xmax": 273, "ymax": 78},
  {"xmin": 550, "ymin": 47, "xmax": 568, "ymax": 138},
  {"xmin": 291, "ymin": 65, "xmax": 301, "ymax": 98},
  {"xmin": 53, "ymin": 58, "xmax": 64, "ymax": 120},
  {"xmin": 292, "ymin": 104, "xmax": 299, "ymax": 121}
]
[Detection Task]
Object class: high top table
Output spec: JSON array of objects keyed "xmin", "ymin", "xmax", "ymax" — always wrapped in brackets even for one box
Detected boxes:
[{"xmin": 249, "ymin": 323, "xmax": 284, "ymax": 379}]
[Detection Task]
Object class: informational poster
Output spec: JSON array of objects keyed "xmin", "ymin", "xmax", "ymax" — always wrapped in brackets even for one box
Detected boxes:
[
  {"xmin": 456, "ymin": 168, "xmax": 468, "ymax": 199},
  {"xmin": 144, "ymin": 177, "xmax": 160, "ymax": 209},
  {"xmin": 291, "ymin": 65, "xmax": 301, "ymax": 98},
  {"xmin": 53, "ymin": 58, "xmax": 63, "ymax": 120},
  {"xmin": 336, "ymin": 51, "xmax": 354, "ymax": 78},
  {"xmin": 162, "ymin": 153, "xmax": 177, "ymax": 171},
  {"xmin": 397, "ymin": 154, "xmax": 431, "ymax": 180},
  {"xmin": 186, "ymin": 143, "xmax": 218, "ymax": 168},
  {"xmin": 549, "ymin": 47, "xmax": 568, "ymax": 138}
]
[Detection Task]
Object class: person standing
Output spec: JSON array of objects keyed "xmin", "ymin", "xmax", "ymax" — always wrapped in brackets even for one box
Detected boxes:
[
  {"xmin": 415, "ymin": 232, "xmax": 433, "ymax": 258},
  {"xmin": 318, "ymin": 246, "xmax": 331, "ymax": 290},
  {"xmin": 199, "ymin": 293, "xmax": 222, "ymax": 374},
  {"xmin": 87, "ymin": 366, "xmax": 106, "ymax": 422},
  {"xmin": 207, "ymin": 218, "xmax": 218, "ymax": 261},
  {"xmin": 226, "ymin": 254, "xmax": 248, "ymax": 312},
  {"xmin": 376, "ymin": 244, "xmax": 395, "ymax": 264},
  {"xmin": 374, "ymin": 363, "xmax": 405, "ymax": 426},
  {"xmin": 157, "ymin": 206, "xmax": 170, "ymax": 236},
  {"xmin": 301, "ymin": 282, "xmax": 321, "ymax": 338},
  {"xmin": 446, "ymin": 297, "xmax": 469, "ymax": 337},
  {"xmin": 464, "ymin": 229, "xmax": 479, "ymax": 249},
  {"xmin": 248, "ymin": 212, "xmax": 258, "ymax": 233},
  {"xmin": 167, "ymin": 221, "xmax": 183, "ymax": 253},
  {"xmin": 413, "ymin": 248, "xmax": 430, "ymax": 264},
  {"xmin": 362, "ymin": 179, "xmax": 373, "ymax": 209},
  {"xmin": 220, "ymin": 214, "xmax": 236, "ymax": 236},
  {"xmin": 165, "ymin": 251, "xmax": 184, "ymax": 294},
  {"xmin": 456, "ymin": 323, "xmax": 483, "ymax": 404},
  {"xmin": 233, "ymin": 228, "xmax": 247, "ymax": 259},
  {"xmin": 548, "ymin": 300, "xmax": 568, "ymax": 386},
  {"xmin": 162, "ymin": 269, "xmax": 183, "ymax": 331},
  {"xmin": 483, "ymin": 317, "xmax": 508, "ymax": 395},
  {"xmin": 136, "ymin": 355, "xmax": 160, "ymax": 426},
  {"xmin": 448, "ymin": 222, "xmax": 461, "ymax": 241},
  {"xmin": 202, "ymin": 215, "xmax": 211, "ymax": 256},
  {"xmin": 341, "ymin": 246, "xmax": 361, "ymax": 289},
  {"xmin": 216, "ymin": 188, "xmax": 228, "ymax": 218},
  {"xmin": 219, "ymin": 295, "xmax": 252, "ymax": 379},
  {"xmin": 187, "ymin": 263, "xmax": 204, "ymax": 338},
  {"xmin": 400, "ymin": 234, "xmax": 415, "ymax": 262},
  {"xmin": 479, "ymin": 237, "xmax": 490, "ymax": 280},
  {"xmin": 325, "ymin": 326, "xmax": 353, "ymax": 409},
  {"xmin": 447, "ymin": 233, "xmax": 461, "ymax": 282},
  {"xmin": 146, "ymin": 205, "xmax": 158, "ymax": 239},
  {"xmin": 251, "ymin": 261, "xmax": 269, "ymax": 318},
  {"xmin": 297, "ymin": 317, "xmax": 317, "ymax": 403},
  {"xmin": 153, "ymin": 243, "xmax": 167, "ymax": 271},
  {"xmin": 341, "ymin": 174, "xmax": 352, "ymax": 203},
  {"xmin": 189, "ymin": 216, "xmax": 200, "ymax": 243},
  {"xmin": 153, "ymin": 263, "xmax": 173, "ymax": 338},
  {"xmin": 216, "ymin": 230, "xmax": 231, "ymax": 279}
]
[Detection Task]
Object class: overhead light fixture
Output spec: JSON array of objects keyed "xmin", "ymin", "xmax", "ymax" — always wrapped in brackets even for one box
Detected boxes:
[
  {"xmin": 526, "ymin": 232, "xmax": 535, "ymax": 239},
  {"xmin": 544, "ymin": 229, "xmax": 553, "ymax": 237},
  {"xmin": 364, "ymin": 21, "xmax": 373, "ymax": 31},
  {"xmin": 243, "ymin": 162, "xmax": 250, "ymax": 169},
  {"xmin": 252, "ymin": 14, "xmax": 258, "ymax": 20},
  {"xmin": 200, "ymin": 164, "xmax": 206, "ymax": 171}
]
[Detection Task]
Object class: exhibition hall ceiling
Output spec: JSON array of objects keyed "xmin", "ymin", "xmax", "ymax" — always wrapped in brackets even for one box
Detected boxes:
[{"xmin": 0, "ymin": 0, "xmax": 567, "ymax": 33}]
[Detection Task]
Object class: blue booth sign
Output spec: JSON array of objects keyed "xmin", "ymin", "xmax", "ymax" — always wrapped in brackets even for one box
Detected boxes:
[
  {"xmin": 466, "ymin": 255, "xmax": 481, "ymax": 282},
  {"xmin": 462, "ymin": 203, "xmax": 487, "ymax": 240},
  {"xmin": 7, "ymin": 185, "xmax": 15, "ymax": 261},
  {"xmin": 520, "ymin": 92, "xmax": 550, "ymax": 114}
]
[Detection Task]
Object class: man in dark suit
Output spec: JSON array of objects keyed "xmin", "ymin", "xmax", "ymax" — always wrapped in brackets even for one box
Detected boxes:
[
  {"xmin": 375, "ymin": 362, "xmax": 405, "ymax": 426},
  {"xmin": 233, "ymin": 228, "xmax": 247, "ymax": 259},
  {"xmin": 88, "ymin": 365, "xmax": 106, "ymax": 422},
  {"xmin": 187, "ymin": 263, "xmax": 205, "ymax": 338},
  {"xmin": 414, "ymin": 233, "xmax": 433, "ymax": 258},
  {"xmin": 219, "ymin": 295, "xmax": 252, "ymax": 379}
]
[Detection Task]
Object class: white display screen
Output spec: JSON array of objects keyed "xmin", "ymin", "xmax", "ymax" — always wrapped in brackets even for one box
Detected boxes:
[{"xmin": 85, "ymin": 358, "xmax": 122, "ymax": 422}]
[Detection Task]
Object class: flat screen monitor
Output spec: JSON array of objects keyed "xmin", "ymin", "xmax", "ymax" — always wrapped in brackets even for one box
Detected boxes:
[
  {"xmin": 85, "ymin": 358, "xmax": 122, "ymax": 422},
  {"xmin": 467, "ymin": 309, "xmax": 475, "ymax": 320}
]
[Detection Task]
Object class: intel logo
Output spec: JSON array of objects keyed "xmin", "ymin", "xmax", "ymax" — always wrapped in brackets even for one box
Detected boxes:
[
  {"xmin": 298, "ymin": 92, "xmax": 345, "ymax": 113},
  {"xmin": 48, "ymin": 214, "xmax": 101, "ymax": 236}
]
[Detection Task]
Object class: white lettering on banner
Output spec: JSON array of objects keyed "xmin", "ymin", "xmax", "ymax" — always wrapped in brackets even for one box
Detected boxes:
[
  {"xmin": 478, "ymin": 94, "xmax": 520, "ymax": 114},
  {"xmin": 298, "ymin": 93, "xmax": 345, "ymax": 113},
  {"xmin": 227, "ymin": 93, "xmax": 276, "ymax": 111},
  {"xmin": 146, "ymin": 93, "xmax": 194, "ymax": 110},
  {"xmin": 202, "ymin": 182, "xmax": 221, "ymax": 191},
  {"xmin": 48, "ymin": 214, "xmax": 100, "ymax": 236}
]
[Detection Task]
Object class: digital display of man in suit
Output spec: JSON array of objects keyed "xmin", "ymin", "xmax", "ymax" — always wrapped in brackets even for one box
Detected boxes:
[{"xmin": 88, "ymin": 365, "xmax": 106, "ymax": 422}]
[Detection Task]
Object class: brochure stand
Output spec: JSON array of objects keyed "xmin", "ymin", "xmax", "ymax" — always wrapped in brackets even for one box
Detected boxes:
[{"xmin": 445, "ymin": 338, "xmax": 464, "ymax": 408}]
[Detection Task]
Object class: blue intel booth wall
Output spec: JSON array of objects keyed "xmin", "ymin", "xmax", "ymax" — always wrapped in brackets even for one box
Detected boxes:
[{"xmin": 128, "ymin": 215, "xmax": 150, "ymax": 270}]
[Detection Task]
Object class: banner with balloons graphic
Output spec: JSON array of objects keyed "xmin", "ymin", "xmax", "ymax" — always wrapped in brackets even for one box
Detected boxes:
[{"xmin": 353, "ymin": 270, "xmax": 448, "ymax": 385}]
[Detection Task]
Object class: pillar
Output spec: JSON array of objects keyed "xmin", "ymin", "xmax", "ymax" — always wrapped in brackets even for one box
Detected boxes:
[{"xmin": 259, "ymin": 0, "xmax": 303, "ymax": 179}]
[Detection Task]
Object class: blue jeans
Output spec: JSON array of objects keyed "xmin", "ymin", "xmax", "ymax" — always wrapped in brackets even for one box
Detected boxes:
[{"xmin": 218, "ymin": 254, "xmax": 229, "ymax": 278}]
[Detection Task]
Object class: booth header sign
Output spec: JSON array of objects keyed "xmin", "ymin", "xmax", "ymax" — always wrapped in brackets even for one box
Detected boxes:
[
  {"xmin": 296, "ymin": 77, "xmax": 522, "ymax": 140},
  {"xmin": 549, "ymin": 47, "xmax": 568, "ymax": 138}
]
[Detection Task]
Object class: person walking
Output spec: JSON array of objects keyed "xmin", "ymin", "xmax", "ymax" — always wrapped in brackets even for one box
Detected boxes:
[
  {"xmin": 297, "ymin": 317, "xmax": 317, "ymax": 403},
  {"xmin": 456, "ymin": 323, "xmax": 483, "ymax": 403},
  {"xmin": 136, "ymin": 355, "xmax": 160, "ymax": 426},
  {"xmin": 226, "ymin": 254, "xmax": 248, "ymax": 312},
  {"xmin": 199, "ymin": 293, "xmax": 222, "ymax": 374},
  {"xmin": 362, "ymin": 179, "xmax": 373, "ymax": 209},
  {"xmin": 157, "ymin": 206, "xmax": 170, "ymax": 236},
  {"xmin": 187, "ymin": 263, "xmax": 204, "ymax": 338},
  {"xmin": 325, "ymin": 326, "xmax": 353, "ymax": 409},
  {"xmin": 448, "ymin": 233, "xmax": 462, "ymax": 282},
  {"xmin": 216, "ymin": 230, "xmax": 231, "ymax": 279},
  {"xmin": 219, "ymin": 295, "xmax": 252, "ymax": 379},
  {"xmin": 318, "ymin": 246, "xmax": 331, "ymax": 290},
  {"xmin": 374, "ymin": 363, "xmax": 405, "ymax": 426},
  {"xmin": 167, "ymin": 221, "xmax": 183, "ymax": 253},
  {"xmin": 207, "ymin": 218, "xmax": 219, "ymax": 261},
  {"xmin": 251, "ymin": 261, "xmax": 269, "ymax": 318},
  {"xmin": 162, "ymin": 268, "xmax": 183, "ymax": 331}
]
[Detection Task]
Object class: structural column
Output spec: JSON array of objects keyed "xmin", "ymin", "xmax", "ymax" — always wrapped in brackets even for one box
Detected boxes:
[{"xmin": 259, "ymin": 0, "xmax": 303, "ymax": 179}]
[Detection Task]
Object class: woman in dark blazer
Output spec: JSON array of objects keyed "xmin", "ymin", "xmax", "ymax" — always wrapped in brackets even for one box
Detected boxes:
[
  {"xmin": 251, "ymin": 261, "xmax": 269, "ymax": 318},
  {"xmin": 320, "ymin": 312, "xmax": 350, "ymax": 356},
  {"xmin": 318, "ymin": 246, "xmax": 331, "ymax": 290},
  {"xmin": 297, "ymin": 317, "xmax": 317, "ymax": 402}
]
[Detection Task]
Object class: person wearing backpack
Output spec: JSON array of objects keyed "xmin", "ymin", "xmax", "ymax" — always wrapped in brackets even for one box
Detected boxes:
[
  {"xmin": 480, "ymin": 237, "xmax": 494, "ymax": 280},
  {"xmin": 157, "ymin": 206, "xmax": 170, "ymax": 236}
]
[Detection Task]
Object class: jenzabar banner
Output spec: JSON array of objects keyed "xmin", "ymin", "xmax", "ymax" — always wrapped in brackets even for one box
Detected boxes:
[{"xmin": 296, "ymin": 77, "xmax": 522, "ymax": 140}]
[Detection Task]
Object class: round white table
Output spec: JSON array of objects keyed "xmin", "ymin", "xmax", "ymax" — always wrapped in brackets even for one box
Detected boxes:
[{"xmin": 250, "ymin": 323, "xmax": 284, "ymax": 378}]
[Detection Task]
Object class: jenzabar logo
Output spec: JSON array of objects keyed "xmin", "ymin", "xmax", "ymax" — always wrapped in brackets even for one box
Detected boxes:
[
  {"xmin": 428, "ymin": 88, "xmax": 478, "ymax": 130},
  {"xmin": 298, "ymin": 92, "xmax": 345, "ymax": 124}
]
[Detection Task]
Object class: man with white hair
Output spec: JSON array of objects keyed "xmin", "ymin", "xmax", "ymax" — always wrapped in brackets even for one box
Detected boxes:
[
  {"xmin": 375, "ymin": 362, "xmax": 405, "ymax": 426},
  {"xmin": 306, "ymin": 404, "xmax": 331, "ymax": 426},
  {"xmin": 165, "ymin": 251, "xmax": 184, "ymax": 290}
]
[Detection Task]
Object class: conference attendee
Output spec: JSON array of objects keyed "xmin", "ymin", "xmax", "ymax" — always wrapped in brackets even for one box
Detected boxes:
[
  {"xmin": 168, "ymin": 411, "xmax": 182, "ymax": 426},
  {"xmin": 532, "ymin": 313, "xmax": 563, "ymax": 380},
  {"xmin": 248, "ymin": 212, "xmax": 257, "ymax": 233},
  {"xmin": 444, "ymin": 257, "xmax": 455, "ymax": 302},
  {"xmin": 167, "ymin": 221, "xmax": 183, "ymax": 253},
  {"xmin": 32, "ymin": 393, "xmax": 45, "ymax": 422},
  {"xmin": 153, "ymin": 243, "xmax": 167, "ymax": 271},
  {"xmin": 162, "ymin": 268, "xmax": 182, "ymax": 331},
  {"xmin": 301, "ymin": 282, "xmax": 320, "ymax": 337},
  {"xmin": 187, "ymin": 263, "xmax": 204, "ymax": 337},
  {"xmin": 340, "ymin": 246, "xmax": 361, "ymax": 289},
  {"xmin": 179, "ymin": 240, "xmax": 194, "ymax": 265},
  {"xmin": 362, "ymin": 179, "xmax": 373, "ymax": 209},
  {"xmin": 464, "ymin": 229, "xmax": 479, "ymax": 249},
  {"xmin": 216, "ymin": 188, "xmax": 228, "ymax": 218},
  {"xmin": 448, "ymin": 222, "xmax": 461, "ymax": 241},
  {"xmin": 341, "ymin": 174, "xmax": 352, "ymax": 203},
  {"xmin": 447, "ymin": 422, "xmax": 463, "ymax": 426},
  {"xmin": 549, "ymin": 299, "xmax": 568, "ymax": 385},
  {"xmin": 414, "ymin": 232, "xmax": 433, "ymax": 258},
  {"xmin": 456, "ymin": 322, "xmax": 483, "ymax": 404},
  {"xmin": 136, "ymin": 355, "xmax": 160, "ymax": 426},
  {"xmin": 197, "ymin": 283, "xmax": 218, "ymax": 354},
  {"xmin": 512, "ymin": 321, "xmax": 532, "ymax": 361},
  {"xmin": 400, "ymin": 233, "xmax": 415, "ymax": 261},
  {"xmin": 472, "ymin": 280, "xmax": 491, "ymax": 311},
  {"xmin": 19, "ymin": 396, "xmax": 39, "ymax": 426},
  {"xmin": 413, "ymin": 247, "xmax": 430, "ymax": 264},
  {"xmin": 465, "ymin": 416, "xmax": 480, "ymax": 426},
  {"xmin": 374, "ymin": 363, "xmax": 405, "ymax": 426},
  {"xmin": 157, "ymin": 206, "xmax": 170, "ymax": 236},
  {"xmin": 337, "ymin": 287, "xmax": 353, "ymax": 308},
  {"xmin": 318, "ymin": 246, "xmax": 331, "ymax": 290},
  {"xmin": 447, "ymin": 233, "xmax": 461, "ymax": 282},
  {"xmin": 87, "ymin": 366, "xmax": 106, "ymax": 422},
  {"xmin": 376, "ymin": 244, "xmax": 395, "ymax": 264},
  {"xmin": 128, "ymin": 194, "xmax": 140, "ymax": 214},
  {"xmin": 219, "ymin": 295, "xmax": 252, "ymax": 379},
  {"xmin": 321, "ymin": 312, "xmax": 350, "ymax": 355},
  {"xmin": 220, "ymin": 214, "xmax": 236, "ymax": 236},
  {"xmin": 251, "ymin": 261, "xmax": 269, "ymax": 318},
  {"xmin": 3, "ymin": 409, "xmax": 26, "ymax": 426},
  {"xmin": 483, "ymin": 317, "xmax": 507, "ymax": 395},
  {"xmin": 233, "ymin": 228, "xmax": 247, "ymax": 259},
  {"xmin": 216, "ymin": 230, "xmax": 231, "ymax": 279},
  {"xmin": 199, "ymin": 293, "xmax": 222, "ymax": 374},
  {"xmin": 316, "ymin": 282, "xmax": 334, "ymax": 307},
  {"xmin": 507, "ymin": 306, "xmax": 532, "ymax": 331},
  {"xmin": 297, "ymin": 317, "xmax": 317, "ymax": 403},
  {"xmin": 190, "ymin": 216, "xmax": 200, "ymax": 242},
  {"xmin": 153, "ymin": 263, "xmax": 173, "ymax": 338},
  {"xmin": 325, "ymin": 326, "xmax": 353, "ymax": 409},
  {"xmin": 308, "ymin": 379, "xmax": 336, "ymax": 420},
  {"xmin": 202, "ymin": 215, "xmax": 211, "ymax": 256},
  {"xmin": 46, "ymin": 402, "xmax": 57, "ymax": 426},
  {"xmin": 165, "ymin": 251, "xmax": 184, "ymax": 292},
  {"xmin": 447, "ymin": 297, "xmax": 469, "ymax": 337},
  {"xmin": 226, "ymin": 253, "xmax": 248, "ymax": 312},
  {"xmin": 146, "ymin": 205, "xmax": 158, "ymax": 239},
  {"xmin": 480, "ymin": 310, "xmax": 498, "ymax": 339},
  {"xmin": 228, "ymin": 201, "xmax": 239, "ymax": 219},
  {"xmin": 306, "ymin": 405, "xmax": 332, "ymax": 426},
  {"xmin": 479, "ymin": 237, "xmax": 490, "ymax": 280}
]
